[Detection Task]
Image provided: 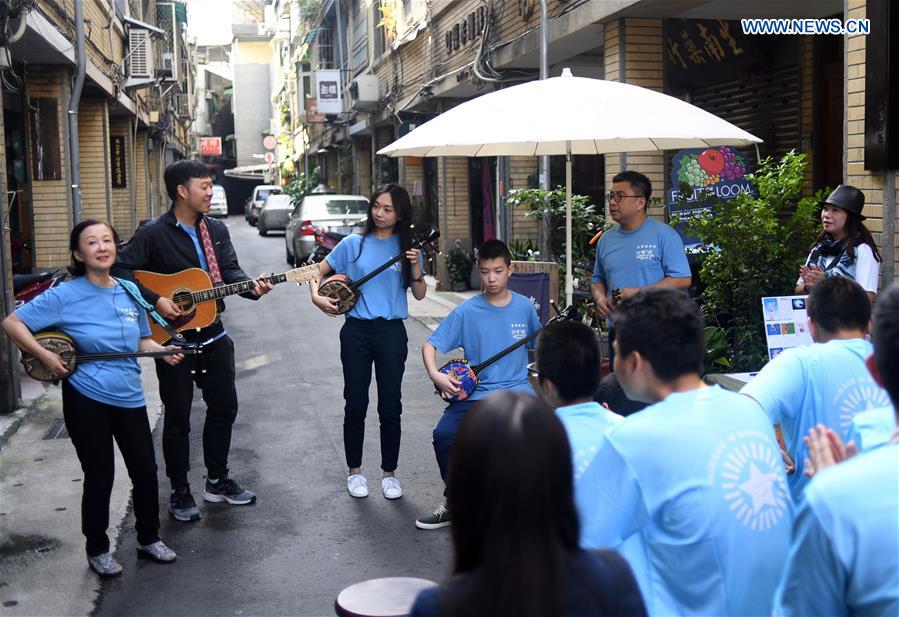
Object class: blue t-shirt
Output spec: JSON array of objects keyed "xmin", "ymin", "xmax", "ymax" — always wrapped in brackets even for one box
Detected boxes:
[
  {"xmin": 847, "ymin": 405, "xmax": 896, "ymax": 452},
  {"xmin": 177, "ymin": 222, "xmax": 208, "ymax": 270},
  {"xmin": 584, "ymin": 386, "xmax": 793, "ymax": 617},
  {"xmin": 16, "ymin": 277, "xmax": 152, "ymax": 408},
  {"xmin": 741, "ymin": 338, "xmax": 891, "ymax": 500},
  {"xmin": 326, "ymin": 233, "xmax": 422, "ymax": 320},
  {"xmin": 556, "ymin": 401, "xmax": 624, "ymax": 550},
  {"xmin": 428, "ymin": 292, "xmax": 541, "ymax": 400},
  {"xmin": 775, "ymin": 443, "xmax": 899, "ymax": 617},
  {"xmin": 591, "ymin": 218, "xmax": 690, "ymax": 292}
]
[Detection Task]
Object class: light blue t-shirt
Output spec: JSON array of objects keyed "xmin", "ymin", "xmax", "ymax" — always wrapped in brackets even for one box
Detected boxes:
[
  {"xmin": 428, "ymin": 292, "xmax": 541, "ymax": 400},
  {"xmin": 326, "ymin": 233, "xmax": 422, "ymax": 320},
  {"xmin": 847, "ymin": 405, "xmax": 896, "ymax": 452},
  {"xmin": 591, "ymin": 218, "xmax": 690, "ymax": 291},
  {"xmin": 555, "ymin": 401, "xmax": 623, "ymax": 548},
  {"xmin": 584, "ymin": 386, "xmax": 793, "ymax": 617},
  {"xmin": 16, "ymin": 277, "xmax": 152, "ymax": 408},
  {"xmin": 741, "ymin": 338, "xmax": 891, "ymax": 500},
  {"xmin": 775, "ymin": 443, "xmax": 899, "ymax": 617},
  {"xmin": 177, "ymin": 222, "xmax": 208, "ymax": 270}
]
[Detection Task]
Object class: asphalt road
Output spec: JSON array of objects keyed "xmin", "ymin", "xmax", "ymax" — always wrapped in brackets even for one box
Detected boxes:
[{"xmin": 94, "ymin": 218, "xmax": 453, "ymax": 617}]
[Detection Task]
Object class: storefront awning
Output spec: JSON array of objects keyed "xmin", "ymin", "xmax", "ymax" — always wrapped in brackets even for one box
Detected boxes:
[{"xmin": 223, "ymin": 164, "xmax": 275, "ymax": 181}]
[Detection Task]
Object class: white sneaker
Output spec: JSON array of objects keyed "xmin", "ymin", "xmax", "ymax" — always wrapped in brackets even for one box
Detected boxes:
[
  {"xmin": 381, "ymin": 476, "xmax": 403, "ymax": 500},
  {"xmin": 347, "ymin": 473, "xmax": 368, "ymax": 498}
]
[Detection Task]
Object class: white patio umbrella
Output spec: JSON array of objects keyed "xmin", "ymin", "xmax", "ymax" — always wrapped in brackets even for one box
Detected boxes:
[{"xmin": 379, "ymin": 68, "xmax": 762, "ymax": 306}]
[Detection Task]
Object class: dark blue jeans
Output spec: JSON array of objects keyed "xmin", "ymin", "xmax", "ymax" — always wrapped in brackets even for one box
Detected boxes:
[
  {"xmin": 432, "ymin": 399, "xmax": 477, "ymax": 487},
  {"xmin": 340, "ymin": 317, "xmax": 408, "ymax": 472}
]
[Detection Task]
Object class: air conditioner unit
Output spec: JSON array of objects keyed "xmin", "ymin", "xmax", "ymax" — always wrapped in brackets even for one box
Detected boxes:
[
  {"xmin": 350, "ymin": 74, "xmax": 380, "ymax": 111},
  {"xmin": 161, "ymin": 52, "xmax": 178, "ymax": 80},
  {"xmin": 175, "ymin": 93, "xmax": 192, "ymax": 118},
  {"xmin": 128, "ymin": 29, "xmax": 153, "ymax": 78}
]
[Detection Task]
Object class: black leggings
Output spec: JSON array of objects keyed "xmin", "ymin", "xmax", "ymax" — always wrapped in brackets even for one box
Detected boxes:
[
  {"xmin": 62, "ymin": 382, "xmax": 160, "ymax": 556},
  {"xmin": 339, "ymin": 318, "xmax": 408, "ymax": 472}
]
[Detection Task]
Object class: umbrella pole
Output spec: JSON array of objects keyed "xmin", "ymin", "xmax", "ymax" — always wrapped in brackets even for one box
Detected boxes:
[{"xmin": 565, "ymin": 142, "xmax": 573, "ymax": 307}]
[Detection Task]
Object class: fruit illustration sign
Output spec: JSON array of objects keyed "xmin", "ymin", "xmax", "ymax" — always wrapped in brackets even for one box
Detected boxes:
[{"xmin": 667, "ymin": 147, "xmax": 757, "ymax": 246}]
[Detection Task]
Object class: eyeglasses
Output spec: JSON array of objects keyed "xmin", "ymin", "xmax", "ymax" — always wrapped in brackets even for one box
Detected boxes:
[{"xmin": 607, "ymin": 192, "xmax": 645, "ymax": 203}]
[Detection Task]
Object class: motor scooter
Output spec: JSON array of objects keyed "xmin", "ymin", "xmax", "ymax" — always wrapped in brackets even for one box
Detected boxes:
[
  {"xmin": 307, "ymin": 228, "xmax": 348, "ymax": 264},
  {"xmin": 13, "ymin": 270, "xmax": 66, "ymax": 308}
]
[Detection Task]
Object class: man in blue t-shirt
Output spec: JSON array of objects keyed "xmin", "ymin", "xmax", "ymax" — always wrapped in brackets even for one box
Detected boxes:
[
  {"xmin": 532, "ymin": 320, "xmax": 623, "ymax": 543},
  {"xmin": 585, "ymin": 289, "xmax": 792, "ymax": 616},
  {"xmin": 591, "ymin": 170, "xmax": 691, "ymax": 368},
  {"xmin": 415, "ymin": 240, "xmax": 541, "ymax": 530},
  {"xmin": 775, "ymin": 281, "xmax": 899, "ymax": 617},
  {"xmin": 741, "ymin": 277, "xmax": 890, "ymax": 501}
]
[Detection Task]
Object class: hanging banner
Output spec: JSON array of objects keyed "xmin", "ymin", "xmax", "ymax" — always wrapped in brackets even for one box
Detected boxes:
[
  {"xmin": 110, "ymin": 136, "xmax": 127, "ymax": 188},
  {"xmin": 315, "ymin": 69, "xmax": 341, "ymax": 114}
]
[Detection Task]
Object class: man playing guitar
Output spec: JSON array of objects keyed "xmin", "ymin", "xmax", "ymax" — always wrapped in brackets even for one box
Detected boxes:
[{"xmin": 114, "ymin": 160, "xmax": 272, "ymax": 523}]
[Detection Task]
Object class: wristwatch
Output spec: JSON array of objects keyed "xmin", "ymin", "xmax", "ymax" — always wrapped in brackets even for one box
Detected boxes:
[{"xmin": 412, "ymin": 272, "xmax": 425, "ymax": 282}]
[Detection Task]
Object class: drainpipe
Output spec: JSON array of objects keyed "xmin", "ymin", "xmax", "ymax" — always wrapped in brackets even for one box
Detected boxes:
[
  {"xmin": 68, "ymin": 0, "xmax": 86, "ymax": 223},
  {"xmin": 537, "ymin": 0, "xmax": 551, "ymax": 260}
]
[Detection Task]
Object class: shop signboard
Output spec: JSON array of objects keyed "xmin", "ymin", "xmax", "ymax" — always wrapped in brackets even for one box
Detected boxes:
[
  {"xmin": 200, "ymin": 137, "xmax": 222, "ymax": 157},
  {"xmin": 315, "ymin": 70, "xmax": 341, "ymax": 114},
  {"xmin": 666, "ymin": 146, "xmax": 756, "ymax": 246}
]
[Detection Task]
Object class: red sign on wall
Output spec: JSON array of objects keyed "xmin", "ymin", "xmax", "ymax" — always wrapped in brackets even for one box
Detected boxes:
[{"xmin": 200, "ymin": 137, "xmax": 222, "ymax": 157}]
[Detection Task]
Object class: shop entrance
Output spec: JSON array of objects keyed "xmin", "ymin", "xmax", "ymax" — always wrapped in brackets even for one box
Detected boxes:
[{"xmin": 4, "ymin": 94, "xmax": 32, "ymax": 273}]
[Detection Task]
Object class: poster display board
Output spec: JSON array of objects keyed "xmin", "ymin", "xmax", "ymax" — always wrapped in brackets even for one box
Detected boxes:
[{"xmin": 761, "ymin": 295, "xmax": 813, "ymax": 360}]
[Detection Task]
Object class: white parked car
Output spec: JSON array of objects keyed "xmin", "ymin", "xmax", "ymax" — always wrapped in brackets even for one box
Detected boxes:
[{"xmin": 208, "ymin": 185, "xmax": 228, "ymax": 217}]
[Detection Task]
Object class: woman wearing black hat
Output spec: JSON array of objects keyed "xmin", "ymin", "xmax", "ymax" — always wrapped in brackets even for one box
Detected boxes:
[{"xmin": 795, "ymin": 184, "xmax": 882, "ymax": 301}]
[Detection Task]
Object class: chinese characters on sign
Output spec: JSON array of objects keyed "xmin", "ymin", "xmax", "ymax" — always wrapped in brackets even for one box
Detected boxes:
[
  {"xmin": 110, "ymin": 135, "xmax": 126, "ymax": 188},
  {"xmin": 199, "ymin": 137, "xmax": 222, "ymax": 157},
  {"xmin": 663, "ymin": 18, "xmax": 792, "ymax": 92},
  {"xmin": 315, "ymin": 69, "xmax": 341, "ymax": 114},
  {"xmin": 445, "ymin": 6, "xmax": 488, "ymax": 54}
]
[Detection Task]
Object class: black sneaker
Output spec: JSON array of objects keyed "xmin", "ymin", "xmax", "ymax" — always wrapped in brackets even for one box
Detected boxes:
[
  {"xmin": 203, "ymin": 477, "xmax": 257, "ymax": 505},
  {"xmin": 169, "ymin": 485, "xmax": 202, "ymax": 522},
  {"xmin": 415, "ymin": 503, "xmax": 451, "ymax": 530}
]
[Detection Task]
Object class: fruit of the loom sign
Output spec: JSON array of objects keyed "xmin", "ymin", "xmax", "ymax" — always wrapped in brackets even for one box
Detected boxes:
[{"xmin": 678, "ymin": 147, "xmax": 747, "ymax": 188}]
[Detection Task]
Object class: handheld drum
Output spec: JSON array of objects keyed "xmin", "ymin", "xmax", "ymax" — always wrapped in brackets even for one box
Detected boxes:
[{"xmin": 318, "ymin": 227, "xmax": 440, "ymax": 315}]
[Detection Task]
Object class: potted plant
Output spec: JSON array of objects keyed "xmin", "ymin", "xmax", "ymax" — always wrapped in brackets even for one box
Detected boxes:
[{"xmin": 445, "ymin": 246, "xmax": 472, "ymax": 292}]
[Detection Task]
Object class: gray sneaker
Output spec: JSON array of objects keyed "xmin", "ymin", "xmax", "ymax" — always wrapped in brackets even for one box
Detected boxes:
[
  {"xmin": 203, "ymin": 477, "xmax": 257, "ymax": 505},
  {"xmin": 415, "ymin": 504, "xmax": 452, "ymax": 530},
  {"xmin": 137, "ymin": 541, "xmax": 177, "ymax": 563},
  {"xmin": 87, "ymin": 553, "xmax": 123, "ymax": 578},
  {"xmin": 169, "ymin": 485, "xmax": 202, "ymax": 522}
]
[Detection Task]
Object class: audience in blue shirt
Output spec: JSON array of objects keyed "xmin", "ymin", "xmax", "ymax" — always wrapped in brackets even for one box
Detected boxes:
[
  {"xmin": 585, "ymin": 288, "xmax": 792, "ymax": 616},
  {"xmin": 776, "ymin": 281, "xmax": 899, "ymax": 616},
  {"xmin": 411, "ymin": 392, "xmax": 646, "ymax": 617},
  {"xmin": 741, "ymin": 277, "xmax": 890, "ymax": 500}
]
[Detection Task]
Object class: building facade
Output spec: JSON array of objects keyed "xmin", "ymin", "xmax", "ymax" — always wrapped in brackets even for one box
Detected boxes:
[{"xmin": 0, "ymin": 0, "xmax": 198, "ymax": 411}]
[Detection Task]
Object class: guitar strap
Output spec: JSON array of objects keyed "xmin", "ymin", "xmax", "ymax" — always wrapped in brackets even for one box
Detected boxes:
[
  {"xmin": 113, "ymin": 277, "xmax": 185, "ymax": 343},
  {"xmin": 197, "ymin": 217, "xmax": 223, "ymax": 284}
]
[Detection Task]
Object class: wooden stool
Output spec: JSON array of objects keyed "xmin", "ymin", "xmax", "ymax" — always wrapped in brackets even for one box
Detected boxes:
[{"xmin": 335, "ymin": 577, "xmax": 437, "ymax": 617}]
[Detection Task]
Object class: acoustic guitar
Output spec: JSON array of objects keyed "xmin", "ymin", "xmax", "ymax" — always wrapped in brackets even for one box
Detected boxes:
[
  {"xmin": 317, "ymin": 227, "xmax": 440, "ymax": 315},
  {"xmin": 21, "ymin": 331, "xmax": 198, "ymax": 382},
  {"xmin": 135, "ymin": 263, "xmax": 321, "ymax": 344},
  {"xmin": 437, "ymin": 303, "xmax": 580, "ymax": 401}
]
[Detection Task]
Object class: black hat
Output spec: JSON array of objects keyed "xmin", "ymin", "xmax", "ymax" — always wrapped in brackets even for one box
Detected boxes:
[{"xmin": 820, "ymin": 184, "xmax": 866, "ymax": 220}]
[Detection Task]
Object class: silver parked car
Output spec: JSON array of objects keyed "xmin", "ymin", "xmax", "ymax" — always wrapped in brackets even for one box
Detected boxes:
[
  {"xmin": 208, "ymin": 184, "xmax": 228, "ymax": 217},
  {"xmin": 284, "ymin": 194, "xmax": 370, "ymax": 264},
  {"xmin": 257, "ymin": 194, "xmax": 293, "ymax": 236},
  {"xmin": 246, "ymin": 184, "xmax": 282, "ymax": 225}
]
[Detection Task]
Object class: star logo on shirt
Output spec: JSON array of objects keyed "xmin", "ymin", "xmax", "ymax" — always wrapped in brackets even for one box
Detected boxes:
[
  {"xmin": 738, "ymin": 462, "xmax": 779, "ymax": 515},
  {"xmin": 834, "ymin": 378, "xmax": 891, "ymax": 437},
  {"xmin": 710, "ymin": 430, "xmax": 789, "ymax": 532}
]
